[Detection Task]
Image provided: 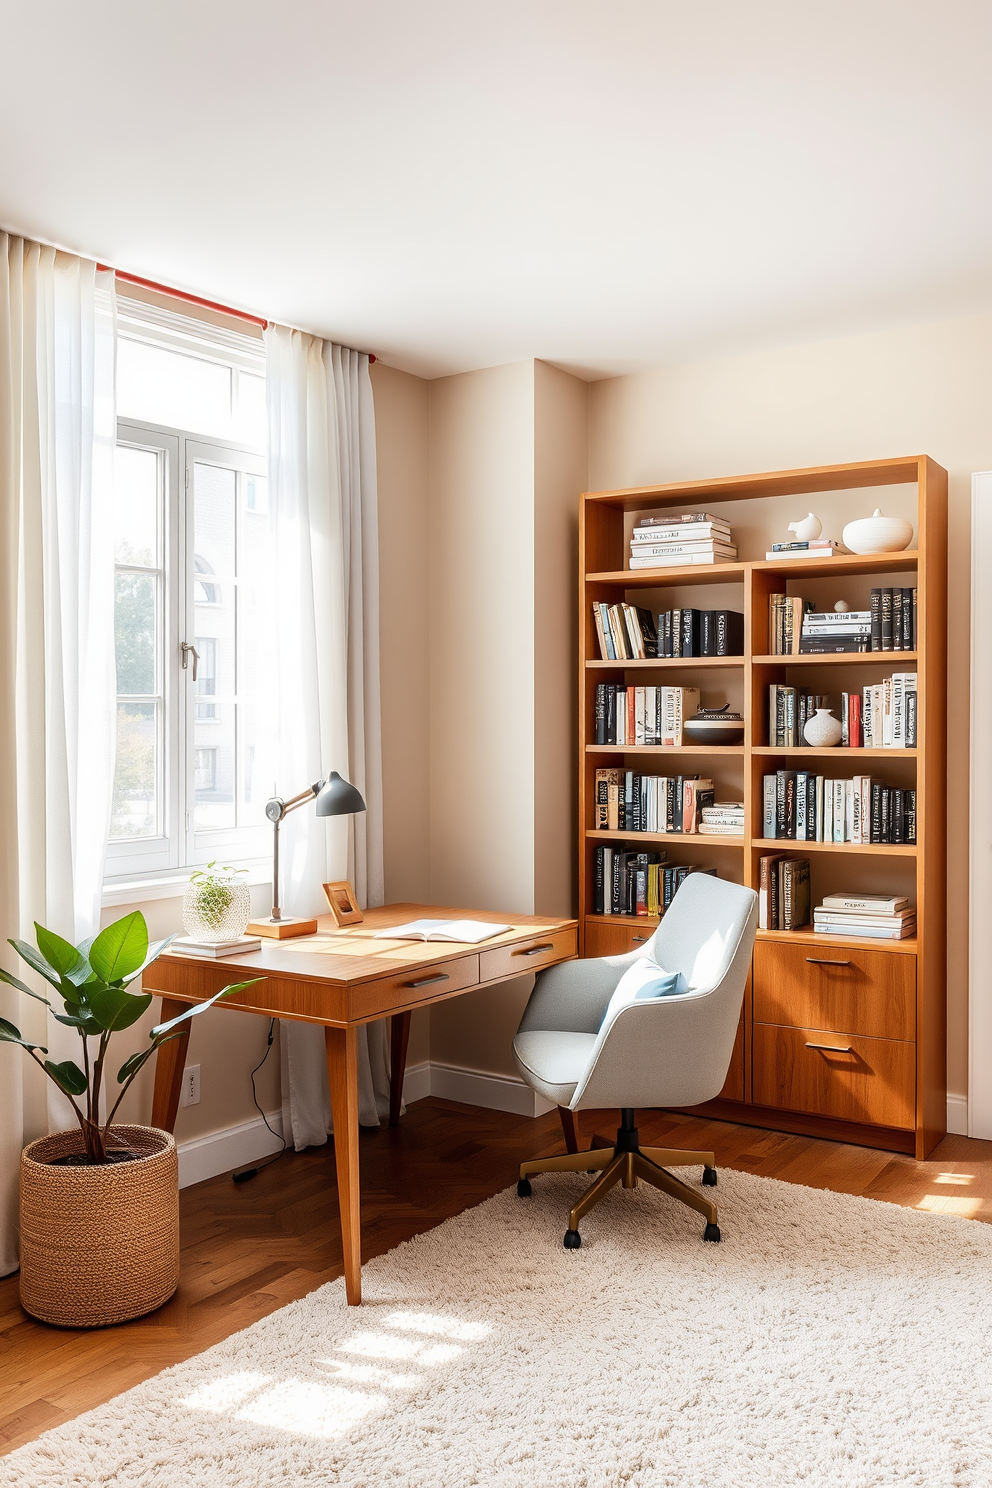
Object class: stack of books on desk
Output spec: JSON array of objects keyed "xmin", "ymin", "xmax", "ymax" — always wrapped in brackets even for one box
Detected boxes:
[
  {"xmin": 699, "ymin": 802, "xmax": 745, "ymax": 836},
  {"xmin": 813, "ymin": 894, "xmax": 916, "ymax": 940},
  {"xmin": 629, "ymin": 513, "xmax": 737, "ymax": 569}
]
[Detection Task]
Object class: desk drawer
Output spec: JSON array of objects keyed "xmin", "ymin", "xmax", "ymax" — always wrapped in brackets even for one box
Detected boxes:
[
  {"xmin": 479, "ymin": 928, "xmax": 576, "ymax": 982},
  {"xmin": 752, "ymin": 1022, "xmax": 916, "ymax": 1130},
  {"xmin": 753, "ymin": 940, "xmax": 916, "ymax": 1042},
  {"xmin": 350, "ymin": 954, "xmax": 480, "ymax": 1020},
  {"xmin": 584, "ymin": 921, "xmax": 656, "ymax": 958}
]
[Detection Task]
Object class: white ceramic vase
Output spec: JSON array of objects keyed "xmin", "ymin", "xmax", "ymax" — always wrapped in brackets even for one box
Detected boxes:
[
  {"xmin": 803, "ymin": 708, "xmax": 843, "ymax": 747},
  {"xmin": 842, "ymin": 508, "xmax": 914, "ymax": 555}
]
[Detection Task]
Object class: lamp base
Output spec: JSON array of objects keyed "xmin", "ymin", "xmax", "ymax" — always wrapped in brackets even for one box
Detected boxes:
[{"xmin": 246, "ymin": 916, "xmax": 319, "ymax": 940}]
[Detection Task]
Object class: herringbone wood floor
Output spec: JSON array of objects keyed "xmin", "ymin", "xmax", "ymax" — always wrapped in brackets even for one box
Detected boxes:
[{"xmin": 3, "ymin": 1097, "xmax": 992, "ymax": 1458}]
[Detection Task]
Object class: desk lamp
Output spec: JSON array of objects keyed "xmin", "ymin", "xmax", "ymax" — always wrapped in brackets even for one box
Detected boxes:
[{"xmin": 246, "ymin": 771, "xmax": 366, "ymax": 939}]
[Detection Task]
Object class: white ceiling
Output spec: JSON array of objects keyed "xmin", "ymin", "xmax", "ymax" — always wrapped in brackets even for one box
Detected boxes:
[{"xmin": 1, "ymin": 1, "xmax": 990, "ymax": 380}]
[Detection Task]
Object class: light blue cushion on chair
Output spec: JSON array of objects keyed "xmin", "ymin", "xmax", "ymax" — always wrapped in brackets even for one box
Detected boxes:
[{"xmin": 600, "ymin": 957, "xmax": 688, "ymax": 1030}]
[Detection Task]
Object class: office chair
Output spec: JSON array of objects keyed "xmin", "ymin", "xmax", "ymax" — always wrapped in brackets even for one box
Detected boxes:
[{"xmin": 513, "ymin": 873, "xmax": 758, "ymax": 1247}]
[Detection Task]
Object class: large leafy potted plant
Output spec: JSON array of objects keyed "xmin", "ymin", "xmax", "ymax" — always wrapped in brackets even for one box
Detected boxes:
[{"xmin": 0, "ymin": 910, "xmax": 260, "ymax": 1327}]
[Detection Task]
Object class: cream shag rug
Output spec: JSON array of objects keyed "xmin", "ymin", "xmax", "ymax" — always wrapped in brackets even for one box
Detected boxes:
[{"xmin": 4, "ymin": 1166, "xmax": 992, "ymax": 1488}]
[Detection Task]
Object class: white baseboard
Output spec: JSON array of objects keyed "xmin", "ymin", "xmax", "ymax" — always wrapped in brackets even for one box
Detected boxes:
[
  {"xmin": 947, "ymin": 1092, "xmax": 969, "ymax": 1137},
  {"xmin": 403, "ymin": 1059, "xmax": 554, "ymax": 1117},
  {"xmin": 177, "ymin": 1110, "xmax": 284, "ymax": 1189}
]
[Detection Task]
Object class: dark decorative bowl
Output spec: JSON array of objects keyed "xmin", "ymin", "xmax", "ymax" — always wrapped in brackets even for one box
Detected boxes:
[{"xmin": 684, "ymin": 706, "xmax": 745, "ymax": 745}]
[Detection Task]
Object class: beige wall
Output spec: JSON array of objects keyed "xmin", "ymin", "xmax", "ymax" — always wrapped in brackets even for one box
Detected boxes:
[
  {"xmin": 589, "ymin": 312, "xmax": 992, "ymax": 1098},
  {"xmin": 370, "ymin": 359, "xmax": 432, "ymax": 1067}
]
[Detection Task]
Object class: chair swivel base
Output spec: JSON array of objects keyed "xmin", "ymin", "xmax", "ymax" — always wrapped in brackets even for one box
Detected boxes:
[{"xmin": 517, "ymin": 1109, "xmax": 720, "ymax": 1247}]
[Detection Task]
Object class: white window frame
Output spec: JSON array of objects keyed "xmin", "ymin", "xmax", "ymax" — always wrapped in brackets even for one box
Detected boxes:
[{"xmin": 104, "ymin": 303, "xmax": 269, "ymax": 888}]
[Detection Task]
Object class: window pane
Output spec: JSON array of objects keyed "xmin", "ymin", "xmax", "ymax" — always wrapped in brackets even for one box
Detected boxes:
[
  {"xmin": 194, "ymin": 636, "xmax": 217, "ymax": 719},
  {"xmin": 194, "ymin": 462, "xmax": 236, "ymax": 580},
  {"xmin": 114, "ymin": 446, "xmax": 158, "ymax": 565},
  {"xmin": 112, "ymin": 702, "xmax": 158, "ymax": 837},
  {"xmin": 240, "ymin": 703, "xmax": 277, "ymax": 824},
  {"xmin": 115, "ymin": 571, "xmax": 157, "ymax": 694},
  {"xmin": 194, "ymin": 701, "xmax": 236, "ymax": 830},
  {"xmin": 118, "ymin": 338, "xmax": 232, "ymax": 435},
  {"xmin": 235, "ymin": 373, "xmax": 266, "ymax": 446}
]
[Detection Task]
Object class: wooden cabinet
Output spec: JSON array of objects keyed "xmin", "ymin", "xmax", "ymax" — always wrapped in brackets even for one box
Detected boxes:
[
  {"xmin": 578, "ymin": 456, "xmax": 946, "ymax": 1158},
  {"xmin": 752, "ymin": 940, "xmax": 916, "ymax": 1042},
  {"xmin": 751, "ymin": 1023, "xmax": 916, "ymax": 1131},
  {"xmin": 583, "ymin": 920, "xmax": 656, "ymax": 958}
]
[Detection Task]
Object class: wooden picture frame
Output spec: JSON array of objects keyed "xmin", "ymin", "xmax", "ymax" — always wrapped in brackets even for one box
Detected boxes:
[{"xmin": 322, "ymin": 880, "xmax": 364, "ymax": 926}]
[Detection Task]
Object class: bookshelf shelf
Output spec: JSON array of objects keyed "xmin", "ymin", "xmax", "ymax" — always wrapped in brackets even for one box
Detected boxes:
[
  {"xmin": 586, "ymin": 657, "xmax": 744, "ymax": 670},
  {"xmin": 586, "ymin": 744, "xmax": 745, "ymax": 756},
  {"xmin": 750, "ymin": 838, "xmax": 917, "ymax": 856},
  {"xmin": 578, "ymin": 456, "xmax": 946, "ymax": 1160},
  {"xmin": 752, "ymin": 652, "xmax": 918, "ymax": 667},
  {"xmin": 588, "ymin": 829, "xmax": 745, "ymax": 847},
  {"xmin": 752, "ymin": 746, "xmax": 918, "ymax": 759}
]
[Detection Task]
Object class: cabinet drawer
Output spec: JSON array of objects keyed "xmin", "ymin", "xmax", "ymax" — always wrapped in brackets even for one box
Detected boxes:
[
  {"xmin": 479, "ymin": 928, "xmax": 576, "ymax": 982},
  {"xmin": 349, "ymin": 954, "xmax": 480, "ymax": 1020},
  {"xmin": 752, "ymin": 1023, "xmax": 916, "ymax": 1130},
  {"xmin": 583, "ymin": 921, "xmax": 657, "ymax": 958},
  {"xmin": 753, "ymin": 940, "xmax": 915, "ymax": 1042}
]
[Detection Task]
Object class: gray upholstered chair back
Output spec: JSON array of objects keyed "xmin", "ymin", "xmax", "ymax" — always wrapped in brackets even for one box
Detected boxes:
[{"xmin": 516, "ymin": 873, "xmax": 757, "ymax": 1112}]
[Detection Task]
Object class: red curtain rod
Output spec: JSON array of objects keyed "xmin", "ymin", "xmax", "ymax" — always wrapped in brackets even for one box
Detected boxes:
[{"xmin": 99, "ymin": 265, "xmax": 377, "ymax": 361}]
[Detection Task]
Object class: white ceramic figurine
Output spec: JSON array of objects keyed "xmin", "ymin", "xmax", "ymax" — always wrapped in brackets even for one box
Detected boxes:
[{"xmin": 788, "ymin": 512, "xmax": 822, "ymax": 541}]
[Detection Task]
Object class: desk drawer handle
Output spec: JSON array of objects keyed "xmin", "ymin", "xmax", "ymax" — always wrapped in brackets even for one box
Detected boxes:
[
  {"xmin": 408, "ymin": 973, "xmax": 450, "ymax": 989},
  {"xmin": 805, "ymin": 1041, "xmax": 854, "ymax": 1053},
  {"xmin": 806, "ymin": 958, "xmax": 852, "ymax": 967},
  {"xmin": 516, "ymin": 943, "xmax": 554, "ymax": 957},
  {"xmin": 632, "ymin": 935, "xmax": 649, "ymax": 943}
]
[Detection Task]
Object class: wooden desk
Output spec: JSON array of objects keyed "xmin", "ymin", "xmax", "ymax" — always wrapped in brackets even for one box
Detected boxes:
[{"xmin": 146, "ymin": 903, "xmax": 577, "ymax": 1303}]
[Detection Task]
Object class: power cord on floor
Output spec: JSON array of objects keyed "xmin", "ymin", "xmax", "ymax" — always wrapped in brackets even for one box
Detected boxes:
[{"xmin": 232, "ymin": 1018, "xmax": 287, "ymax": 1184}]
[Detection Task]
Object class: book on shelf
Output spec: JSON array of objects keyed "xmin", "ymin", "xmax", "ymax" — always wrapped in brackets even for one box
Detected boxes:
[
  {"xmin": 757, "ymin": 854, "xmax": 810, "ymax": 930},
  {"xmin": 820, "ymin": 893, "xmax": 909, "ymax": 912},
  {"xmin": 632, "ymin": 520, "xmax": 730, "ymax": 544},
  {"xmin": 629, "ymin": 549, "xmax": 738, "ymax": 569},
  {"xmin": 593, "ymin": 684, "xmax": 700, "ymax": 746},
  {"xmin": 699, "ymin": 802, "xmax": 745, "ymax": 836},
  {"xmin": 592, "ymin": 850, "xmax": 715, "ymax": 917},
  {"xmin": 633, "ymin": 512, "xmax": 731, "ymax": 531},
  {"xmin": 812, "ymin": 899, "xmax": 916, "ymax": 939},
  {"xmin": 765, "ymin": 545, "xmax": 844, "ymax": 560},
  {"xmin": 869, "ymin": 587, "xmax": 917, "ymax": 651},
  {"xmin": 655, "ymin": 607, "xmax": 744, "ymax": 657},
  {"xmin": 632, "ymin": 540, "xmax": 738, "ymax": 561},
  {"xmin": 593, "ymin": 602, "xmax": 658, "ymax": 660},
  {"xmin": 768, "ymin": 539, "xmax": 845, "ymax": 553},
  {"xmin": 629, "ymin": 513, "xmax": 737, "ymax": 569},
  {"xmin": 761, "ymin": 772, "xmax": 916, "ymax": 843},
  {"xmin": 768, "ymin": 594, "xmax": 814, "ymax": 655},
  {"xmin": 594, "ymin": 768, "xmax": 715, "ymax": 833},
  {"xmin": 765, "ymin": 676, "xmax": 916, "ymax": 748}
]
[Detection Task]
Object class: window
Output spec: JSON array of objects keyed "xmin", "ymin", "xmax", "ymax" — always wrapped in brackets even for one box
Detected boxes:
[{"xmin": 106, "ymin": 298, "xmax": 274, "ymax": 883}]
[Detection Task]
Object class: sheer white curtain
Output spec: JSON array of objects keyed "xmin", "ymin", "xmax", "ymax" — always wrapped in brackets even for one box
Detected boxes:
[
  {"xmin": 264, "ymin": 326, "xmax": 387, "ymax": 1146},
  {"xmin": 0, "ymin": 236, "xmax": 117, "ymax": 1275}
]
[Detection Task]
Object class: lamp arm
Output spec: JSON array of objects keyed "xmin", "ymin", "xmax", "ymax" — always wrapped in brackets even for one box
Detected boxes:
[{"xmin": 280, "ymin": 781, "xmax": 321, "ymax": 815}]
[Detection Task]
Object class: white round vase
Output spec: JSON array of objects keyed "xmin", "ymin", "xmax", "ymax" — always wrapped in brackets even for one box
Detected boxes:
[
  {"xmin": 803, "ymin": 708, "xmax": 843, "ymax": 747},
  {"xmin": 841, "ymin": 508, "xmax": 914, "ymax": 555}
]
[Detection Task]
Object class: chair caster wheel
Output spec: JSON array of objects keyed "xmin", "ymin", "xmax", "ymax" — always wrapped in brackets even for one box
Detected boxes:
[
  {"xmin": 517, "ymin": 1178, "xmax": 532, "ymax": 1198},
  {"xmin": 563, "ymin": 1229, "xmax": 582, "ymax": 1250},
  {"xmin": 703, "ymin": 1222, "xmax": 721, "ymax": 1243},
  {"xmin": 702, "ymin": 1166, "xmax": 718, "ymax": 1187}
]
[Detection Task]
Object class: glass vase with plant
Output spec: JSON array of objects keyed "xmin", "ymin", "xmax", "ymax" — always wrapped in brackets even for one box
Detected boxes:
[
  {"xmin": 183, "ymin": 861, "xmax": 251, "ymax": 942},
  {"xmin": 0, "ymin": 911, "xmax": 260, "ymax": 1164}
]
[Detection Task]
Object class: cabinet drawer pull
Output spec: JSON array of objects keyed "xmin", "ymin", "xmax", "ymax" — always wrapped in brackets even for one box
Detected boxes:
[
  {"xmin": 805, "ymin": 1041, "xmax": 854, "ymax": 1053},
  {"xmin": 805, "ymin": 958, "xmax": 852, "ymax": 967},
  {"xmin": 516, "ymin": 943, "xmax": 554, "ymax": 957},
  {"xmin": 408, "ymin": 973, "xmax": 450, "ymax": 988},
  {"xmin": 632, "ymin": 935, "xmax": 649, "ymax": 943}
]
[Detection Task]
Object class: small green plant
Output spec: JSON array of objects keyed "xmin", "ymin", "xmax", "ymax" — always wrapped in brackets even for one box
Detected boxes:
[
  {"xmin": 0, "ymin": 911, "xmax": 261, "ymax": 1163},
  {"xmin": 187, "ymin": 861, "xmax": 248, "ymax": 933}
]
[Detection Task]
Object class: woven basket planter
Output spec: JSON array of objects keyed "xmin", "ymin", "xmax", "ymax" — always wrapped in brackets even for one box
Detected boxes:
[{"xmin": 19, "ymin": 1124, "xmax": 179, "ymax": 1328}]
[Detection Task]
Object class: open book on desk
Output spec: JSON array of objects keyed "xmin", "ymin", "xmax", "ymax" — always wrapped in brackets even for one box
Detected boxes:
[{"xmin": 373, "ymin": 919, "xmax": 511, "ymax": 944}]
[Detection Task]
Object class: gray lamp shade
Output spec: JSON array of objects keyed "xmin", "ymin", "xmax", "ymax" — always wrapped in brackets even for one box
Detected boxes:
[{"xmin": 314, "ymin": 771, "xmax": 366, "ymax": 818}]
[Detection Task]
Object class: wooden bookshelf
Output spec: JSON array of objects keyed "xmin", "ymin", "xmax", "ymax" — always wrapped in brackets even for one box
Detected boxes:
[{"xmin": 578, "ymin": 455, "xmax": 947, "ymax": 1159}]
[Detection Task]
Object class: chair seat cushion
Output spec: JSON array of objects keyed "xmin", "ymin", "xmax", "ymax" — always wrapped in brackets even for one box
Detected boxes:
[{"xmin": 512, "ymin": 1031, "xmax": 599, "ymax": 1106}]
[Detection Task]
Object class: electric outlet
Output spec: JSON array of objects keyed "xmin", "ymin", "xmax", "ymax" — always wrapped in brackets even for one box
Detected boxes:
[{"xmin": 181, "ymin": 1064, "xmax": 201, "ymax": 1107}]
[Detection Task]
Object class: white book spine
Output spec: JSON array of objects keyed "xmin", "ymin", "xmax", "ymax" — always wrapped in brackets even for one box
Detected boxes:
[
  {"xmin": 763, "ymin": 775, "xmax": 776, "ymax": 838},
  {"xmin": 851, "ymin": 778, "xmax": 862, "ymax": 844}
]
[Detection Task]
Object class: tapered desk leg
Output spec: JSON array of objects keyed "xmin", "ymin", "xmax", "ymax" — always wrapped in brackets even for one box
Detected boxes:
[
  {"xmin": 150, "ymin": 999, "xmax": 194, "ymax": 1133},
  {"xmin": 326, "ymin": 1025, "xmax": 362, "ymax": 1305},
  {"xmin": 389, "ymin": 1011, "xmax": 412, "ymax": 1126}
]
